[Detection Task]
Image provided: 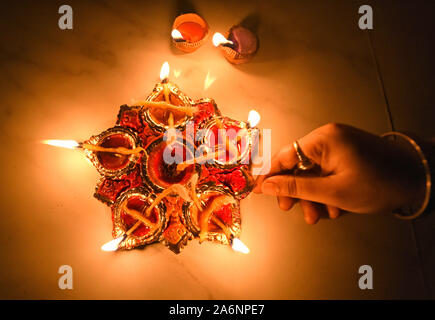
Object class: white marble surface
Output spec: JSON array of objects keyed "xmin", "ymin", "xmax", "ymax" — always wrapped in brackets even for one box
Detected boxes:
[{"xmin": 0, "ymin": 0, "xmax": 430, "ymax": 298}]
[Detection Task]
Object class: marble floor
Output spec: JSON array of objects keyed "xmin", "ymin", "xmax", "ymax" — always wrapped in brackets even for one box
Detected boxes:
[{"xmin": 0, "ymin": 0, "xmax": 433, "ymax": 299}]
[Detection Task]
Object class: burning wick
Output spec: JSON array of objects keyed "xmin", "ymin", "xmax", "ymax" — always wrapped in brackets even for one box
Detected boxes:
[
  {"xmin": 80, "ymin": 143, "xmax": 144, "ymax": 155},
  {"xmin": 212, "ymin": 32, "xmax": 234, "ymax": 48},
  {"xmin": 101, "ymin": 224, "xmax": 140, "ymax": 252},
  {"xmin": 160, "ymin": 61, "xmax": 170, "ymax": 82},
  {"xmin": 171, "ymin": 29, "xmax": 186, "ymax": 42},
  {"xmin": 42, "ymin": 140, "xmax": 145, "ymax": 155},
  {"xmin": 41, "ymin": 139, "xmax": 79, "ymax": 149},
  {"xmin": 160, "ymin": 61, "xmax": 171, "ymax": 100},
  {"xmin": 231, "ymin": 238, "xmax": 250, "ymax": 254},
  {"xmin": 198, "ymin": 195, "xmax": 235, "ymax": 242},
  {"xmin": 192, "ymin": 184, "xmax": 249, "ymax": 254},
  {"xmin": 159, "ymin": 62, "xmax": 177, "ymax": 130},
  {"xmin": 215, "ymin": 27, "xmax": 258, "ymax": 64},
  {"xmin": 236, "ymin": 110, "xmax": 261, "ymax": 145},
  {"xmin": 210, "ymin": 218, "xmax": 250, "ymax": 255},
  {"xmin": 247, "ymin": 110, "xmax": 261, "ymax": 128},
  {"xmin": 101, "ymin": 202, "xmax": 156, "ymax": 252},
  {"xmin": 101, "ymin": 235, "xmax": 125, "ymax": 252},
  {"xmin": 100, "ymin": 220, "xmax": 143, "ymax": 252},
  {"xmin": 193, "ymin": 175, "xmax": 250, "ymax": 254}
]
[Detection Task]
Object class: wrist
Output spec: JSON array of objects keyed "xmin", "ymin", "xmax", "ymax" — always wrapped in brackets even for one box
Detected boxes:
[{"xmin": 381, "ymin": 132, "xmax": 432, "ymax": 219}]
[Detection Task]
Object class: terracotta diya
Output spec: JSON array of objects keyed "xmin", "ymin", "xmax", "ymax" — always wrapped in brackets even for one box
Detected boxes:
[
  {"xmin": 213, "ymin": 26, "xmax": 259, "ymax": 64},
  {"xmin": 171, "ymin": 13, "xmax": 209, "ymax": 53}
]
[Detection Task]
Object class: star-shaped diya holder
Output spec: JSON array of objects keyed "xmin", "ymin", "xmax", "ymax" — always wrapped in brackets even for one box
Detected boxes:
[{"xmin": 45, "ymin": 62, "xmax": 260, "ymax": 254}]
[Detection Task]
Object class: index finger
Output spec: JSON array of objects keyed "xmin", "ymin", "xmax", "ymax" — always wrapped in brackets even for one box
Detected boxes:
[
  {"xmin": 253, "ymin": 144, "xmax": 299, "ymax": 193},
  {"xmin": 253, "ymin": 133, "xmax": 324, "ymax": 193}
]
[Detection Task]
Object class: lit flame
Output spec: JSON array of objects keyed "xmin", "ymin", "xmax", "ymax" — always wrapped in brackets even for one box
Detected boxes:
[
  {"xmin": 232, "ymin": 238, "xmax": 250, "ymax": 254},
  {"xmin": 101, "ymin": 236, "xmax": 125, "ymax": 252},
  {"xmin": 248, "ymin": 110, "xmax": 261, "ymax": 127},
  {"xmin": 171, "ymin": 29, "xmax": 184, "ymax": 41},
  {"xmin": 203, "ymin": 71, "xmax": 216, "ymax": 90},
  {"xmin": 41, "ymin": 139, "xmax": 80, "ymax": 149},
  {"xmin": 160, "ymin": 61, "xmax": 170, "ymax": 81},
  {"xmin": 212, "ymin": 32, "xmax": 234, "ymax": 47}
]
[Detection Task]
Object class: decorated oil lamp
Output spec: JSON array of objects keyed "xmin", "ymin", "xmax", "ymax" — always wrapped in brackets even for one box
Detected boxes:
[
  {"xmin": 103, "ymin": 187, "xmax": 167, "ymax": 251},
  {"xmin": 212, "ymin": 26, "xmax": 259, "ymax": 64},
  {"xmin": 183, "ymin": 185, "xmax": 240, "ymax": 245},
  {"xmin": 84, "ymin": 126, "xmax": 141, "ymax": 178},
  {"xmin": 44, "ymin": 62, "xmax": 257, "ymax": 255},
  {"xmin": 171, "ymin": 13, "xmax": 209, "ymax": 53},
  {"xmin": 142, "ymin": 62, "xmax": 193, "ymax": 132},
  {"xmin": 198, "ymin": 117, "xmax": 251, "ymax": 168},
  {"xmin": 197, "ymin": 110, "xmax": 261, "ymax": 169}
]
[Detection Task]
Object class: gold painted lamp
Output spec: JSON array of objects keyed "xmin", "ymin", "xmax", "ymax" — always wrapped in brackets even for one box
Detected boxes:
[{"xmin": 43, "ymin": 62, "xmax": 260, "ymax": 254}]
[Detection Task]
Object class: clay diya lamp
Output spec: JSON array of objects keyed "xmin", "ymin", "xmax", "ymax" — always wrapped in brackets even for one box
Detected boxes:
[
  {"xmin": 171, "ymin": 13, "xmax": 209, "ymax": 53},
  {"xmin": 183, "ymin": 185, "xmax": 240, "ymax": 244},
  {"xmin": 213, "ymin": 26, "xmax": 259, "ymax": 64},
  {"xmin": 142, "ymin": 137, "xmax": 197, "ymax": 193},
  {"xmin": 143, "ymin": 63, "xmax": 194, "ymax": 133},
  {"xmin": 111, "ymin": 187, "xmax": 167, "ymax": 250},
  {"xmin": 197, "ymin": 116, "xmax": 252, "ymax": 169},
  {"xmin": 84, "ymin": 126, "xmax": 141, "ymax": 178}
]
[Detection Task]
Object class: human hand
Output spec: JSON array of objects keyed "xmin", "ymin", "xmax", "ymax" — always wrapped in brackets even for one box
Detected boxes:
[{"xmin": 253, "ymin": 123, "xmax": 426, "ymax": 224}]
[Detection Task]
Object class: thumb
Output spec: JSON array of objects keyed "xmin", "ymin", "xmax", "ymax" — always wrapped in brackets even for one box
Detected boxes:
[{"xmin": 260, "ymin": 174, "xmax": 336, "ymax": 204}]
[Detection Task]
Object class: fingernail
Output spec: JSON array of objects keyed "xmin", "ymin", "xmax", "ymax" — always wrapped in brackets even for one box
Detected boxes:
[{"xmin": 262, "ymin": 181, "xmax": 279, "ymax": 196}]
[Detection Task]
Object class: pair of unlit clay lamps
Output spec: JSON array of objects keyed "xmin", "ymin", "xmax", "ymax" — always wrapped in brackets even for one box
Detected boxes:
[{"xmin": 171, "ymin": 13, "xmax": 259, "ymax": 64}]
